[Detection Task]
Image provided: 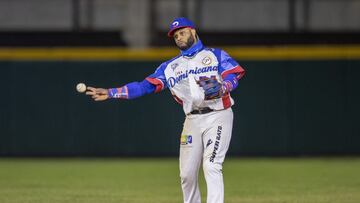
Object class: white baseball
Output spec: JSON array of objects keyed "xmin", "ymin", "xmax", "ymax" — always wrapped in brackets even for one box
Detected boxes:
[{"xmin": 76, "ymin": 83, "xmax": 87, "ymax": 93}]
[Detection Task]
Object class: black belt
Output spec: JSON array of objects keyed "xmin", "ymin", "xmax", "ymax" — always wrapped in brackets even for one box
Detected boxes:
[{"xmin": 190, "ymin": 107, "xmax": 213, "ymax": 115}]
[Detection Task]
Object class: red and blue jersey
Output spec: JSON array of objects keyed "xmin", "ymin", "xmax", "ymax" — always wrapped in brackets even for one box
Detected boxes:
[{"xmin": 108, "ymin": 40, "xmax": 245, "ymax": 115}]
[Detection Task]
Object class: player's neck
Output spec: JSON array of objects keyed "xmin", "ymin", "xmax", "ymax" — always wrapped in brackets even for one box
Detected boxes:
[{"xmin": 180, "ymin": 39, "xmax": 204, "ymax": 57}]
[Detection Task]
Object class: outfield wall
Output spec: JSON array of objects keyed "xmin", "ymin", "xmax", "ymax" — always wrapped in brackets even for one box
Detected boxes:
[{"xmin": 0, "ymin": 47, "xmax": 359, "ymax": 156}]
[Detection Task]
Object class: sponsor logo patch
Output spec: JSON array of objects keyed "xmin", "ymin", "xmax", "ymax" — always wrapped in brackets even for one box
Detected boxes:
[
  {"xmin": 202, "ymin": 56, "xmax": 212, "ymax": 65},
  {"xmin": 180, "ymin": 135, "xmax": 192, "ymax": 145}
]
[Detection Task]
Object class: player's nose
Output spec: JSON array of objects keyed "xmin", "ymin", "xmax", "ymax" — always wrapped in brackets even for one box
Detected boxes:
[{"xmin": 176, "ymin": 36, "xmax": 185, "ymax": 43}]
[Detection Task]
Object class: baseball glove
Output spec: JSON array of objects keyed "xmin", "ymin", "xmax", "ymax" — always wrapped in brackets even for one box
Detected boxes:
[{"xmin": 196, "ymin": 76, "xmax": 223, "ymax": 100}]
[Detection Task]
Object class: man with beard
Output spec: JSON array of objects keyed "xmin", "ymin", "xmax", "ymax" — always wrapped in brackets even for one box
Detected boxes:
[{"xmin": 86, "ymin": 17, "xmax": 245, "ymax": 203}]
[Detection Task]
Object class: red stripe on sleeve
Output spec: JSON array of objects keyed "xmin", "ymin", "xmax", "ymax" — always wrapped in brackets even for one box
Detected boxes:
[
  {"xmin": 221, "ymin": 65, "xmax": 245, "ymax": 80},
  {"xmin": 145, "ymin": 77, "xmax": 164, "ymax": 93}
]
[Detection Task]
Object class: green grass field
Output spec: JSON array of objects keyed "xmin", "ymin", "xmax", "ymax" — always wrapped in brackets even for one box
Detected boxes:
[{"xmin": 0, "ymin": 158, "xmax": 359, "ymax": 203}]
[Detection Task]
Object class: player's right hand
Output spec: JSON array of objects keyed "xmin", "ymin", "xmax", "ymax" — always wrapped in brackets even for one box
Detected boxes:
[{"xmin": 86, "ymin": 87, "xmax": 109, "ymax": 101}]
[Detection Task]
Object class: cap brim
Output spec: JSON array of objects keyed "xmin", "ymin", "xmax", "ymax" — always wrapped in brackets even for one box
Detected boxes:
[{"xmin": 167, "ymin": 26, "xmax": 193, "ymax": 37}]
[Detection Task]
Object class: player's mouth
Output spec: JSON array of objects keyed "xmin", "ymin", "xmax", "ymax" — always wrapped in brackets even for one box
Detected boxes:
[{"xmin": 177, "ymin": 41, "xmax": 189, "ymax": 47}]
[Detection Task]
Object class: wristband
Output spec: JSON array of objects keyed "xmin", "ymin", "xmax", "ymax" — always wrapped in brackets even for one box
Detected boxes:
[
  {"xmin": 108, "ymin": 87, "xmax": 128, "ymax": 99},
  {"xmin": 222, "ymin": 81, "xmax": 233, "ymax": 94}
]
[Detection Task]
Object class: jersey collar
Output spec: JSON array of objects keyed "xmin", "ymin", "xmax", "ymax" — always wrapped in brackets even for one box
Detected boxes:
[{"xmin": 180, "ymin": 40, "xmax": 204, "ymax": 58}]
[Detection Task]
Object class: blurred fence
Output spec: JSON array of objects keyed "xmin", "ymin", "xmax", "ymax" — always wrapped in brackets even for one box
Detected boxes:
[
  {"xmin": 0, "ymin": 0, "xmax": 360, "ymax": 47},
  {"xmin": 1, "ymin": 0, "xmax": 360, "ymax": 32}
]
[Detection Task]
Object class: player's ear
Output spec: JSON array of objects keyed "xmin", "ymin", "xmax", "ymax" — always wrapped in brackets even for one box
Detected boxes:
[{"xmin": 190, "ymin": 29, "xmax": 197, "ymax": 38}]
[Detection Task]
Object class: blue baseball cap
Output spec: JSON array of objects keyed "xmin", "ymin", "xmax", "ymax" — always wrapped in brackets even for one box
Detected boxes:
[{"xmin": 167, "ymin": 17, "xmax": 195, "ymax": 37}]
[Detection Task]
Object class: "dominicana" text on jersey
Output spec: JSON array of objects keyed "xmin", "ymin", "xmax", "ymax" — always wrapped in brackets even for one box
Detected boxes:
[{"xmin": 167, "ymin": 66, "xmax": 218, "ymax": 87}]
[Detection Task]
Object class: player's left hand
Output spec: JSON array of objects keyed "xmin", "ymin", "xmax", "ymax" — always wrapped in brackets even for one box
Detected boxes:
[
  {"xmin": 196, "ymin": 76, "xmax": 224, "ymax": 100},
  {"xmin": 86, "ymin": 87, "xmax": 109, "ymax": 101}
]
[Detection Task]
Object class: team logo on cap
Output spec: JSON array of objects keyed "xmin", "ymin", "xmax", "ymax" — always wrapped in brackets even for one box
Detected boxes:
[
  {"xmin": 202, "ymin": 56, "xmax": 212, "ymax": 65},
  {"xmin": 172, "ymin": 21, "xmax": 179, "ymax": 27}
]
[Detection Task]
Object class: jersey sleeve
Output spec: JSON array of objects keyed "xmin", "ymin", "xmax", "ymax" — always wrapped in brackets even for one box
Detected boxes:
[
  {"xmin": 108, "ymin": 79, "xmax": 156, "ymax": 99},
  {"xmin": 214, "ymin": 49, "xmax": 245, "ymax": 80},
  {"xmin": 145, "ymin": 63, "xmax": 167, "ymax": 93},
  {"xmin": 107, "ymin": 63, "xmax": 167, "ymax": 99}
]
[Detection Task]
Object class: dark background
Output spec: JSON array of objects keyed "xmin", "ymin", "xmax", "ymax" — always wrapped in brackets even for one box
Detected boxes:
[
  {"xmin": 1, "ymin": 60, "xmax": 359, "ymax": 157},
  {"xmin": 1, "ymin": 0, "xmax": 360, "ymax": 157}
]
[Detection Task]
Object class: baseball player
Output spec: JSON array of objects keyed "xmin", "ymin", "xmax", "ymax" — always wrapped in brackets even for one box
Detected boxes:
[{"xmin": 86, "ymin": 17, "xmax": 245, "ymax": 203}]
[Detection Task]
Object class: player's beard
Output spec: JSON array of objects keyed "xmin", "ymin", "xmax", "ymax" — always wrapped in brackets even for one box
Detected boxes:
[{"xmin": 177, "ymin": 34, "xmax": 196, "ymax": 51}]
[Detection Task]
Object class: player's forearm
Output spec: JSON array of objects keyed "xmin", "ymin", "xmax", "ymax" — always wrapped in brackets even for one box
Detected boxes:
[{"xmin": 107, "ymin": 80, "xmax": 156, "ymax": 99}]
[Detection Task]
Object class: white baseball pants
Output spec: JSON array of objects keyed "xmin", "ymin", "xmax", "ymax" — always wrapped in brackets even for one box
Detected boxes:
[{"xmin": 179, "ymin": 108, "xmax": 233, "ymax": 203}]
